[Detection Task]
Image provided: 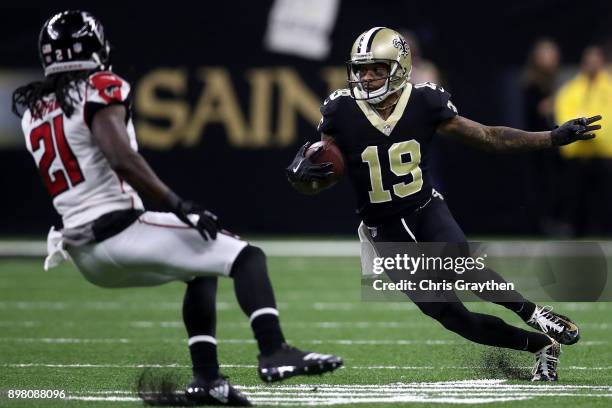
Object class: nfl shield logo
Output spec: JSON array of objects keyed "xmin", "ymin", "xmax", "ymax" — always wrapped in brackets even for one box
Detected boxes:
[
  {"xmin": 73, "ymin": 42, "xmax": 83, "ymax": 53},
  {"xmin": 383, "ymin": 124, "xmax": 392, "ymax": 135}
]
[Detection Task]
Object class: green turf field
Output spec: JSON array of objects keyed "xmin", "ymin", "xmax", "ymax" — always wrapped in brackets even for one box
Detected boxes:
[{"xmin": 0, "ymin": 256, "xmax": 610, "ymax": 407}]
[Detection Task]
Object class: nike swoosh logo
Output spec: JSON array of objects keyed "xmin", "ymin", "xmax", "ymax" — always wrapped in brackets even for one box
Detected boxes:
[{"xmin": 292, "ymin": 158, "xmax": 304, "ymax": 173}]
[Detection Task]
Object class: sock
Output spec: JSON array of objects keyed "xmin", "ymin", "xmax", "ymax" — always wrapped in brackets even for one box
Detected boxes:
[
  {"xmin": 188, "ymin": 337, "xmax": 220, "ymax": 381},
  {"xmin": 183, "ymin": 277, "xmax": 220, "ymax": 380},
  {"xmin": 231, "ymin": 246, "xmax": 285, "ymax": 355},
  {"xmin": 525, "ymin": 332, "xmax": 553, "ymax": 353},
  {"xmin": 468, "ymin": 268, "xmax": 536, "ymax": 320},
  {"xmin": 514, "ymin": 301, "xmax": 537, "ymax": 321},
  {"xmin": 250, "ymin": 309, "xmax": 285, "ymax": 356}
]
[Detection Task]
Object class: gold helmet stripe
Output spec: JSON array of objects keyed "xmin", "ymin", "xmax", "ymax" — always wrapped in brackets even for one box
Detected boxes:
[{"xmin": 359, "ymin": 26, "xmax": 385, "ymax": 54}]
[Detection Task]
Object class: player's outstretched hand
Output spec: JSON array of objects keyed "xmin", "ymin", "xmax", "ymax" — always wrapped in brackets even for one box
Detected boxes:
[
  {"xmin": 165, "ymin": 192, "xmax": 219, "ymax": 240},
  {"xmin": 551, "ymin": 115, "xmax": 602, "ymax": 146},
  {"xmin": 286, "ymin": 142, "xmax": 333, "ymax": 182}
]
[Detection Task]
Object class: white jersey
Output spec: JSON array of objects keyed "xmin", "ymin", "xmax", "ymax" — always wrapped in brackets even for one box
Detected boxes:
[{"xmin": 22, "ymin": 71, "xmax": 144, "ymax": 229}]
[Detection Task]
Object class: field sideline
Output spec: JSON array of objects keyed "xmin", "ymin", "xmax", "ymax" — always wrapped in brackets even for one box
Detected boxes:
[{"xmin": 0, "ymin": 252, "xmax": 611, "ymax": 407}]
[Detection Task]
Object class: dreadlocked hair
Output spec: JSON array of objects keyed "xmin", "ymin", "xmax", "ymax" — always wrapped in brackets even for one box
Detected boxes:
[{"xmin": 12, "ymin": 71, "xmax": 92, "ymax": 119}]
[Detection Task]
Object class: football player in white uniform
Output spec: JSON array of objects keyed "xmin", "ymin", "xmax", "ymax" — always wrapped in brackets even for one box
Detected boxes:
[{"xmin": 13, "ymin": 10, "xmax": 342, "ymax": 406}]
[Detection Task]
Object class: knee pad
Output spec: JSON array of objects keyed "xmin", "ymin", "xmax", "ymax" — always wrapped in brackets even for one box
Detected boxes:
[{"xmin": 230, "ymin": 245, "xmax": 267, "ymax": 278}]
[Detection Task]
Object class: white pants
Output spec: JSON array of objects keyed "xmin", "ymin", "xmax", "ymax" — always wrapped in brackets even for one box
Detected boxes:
[{"xmin": 66, "ymin": 212, "xmax": 248, "ymax": 288}]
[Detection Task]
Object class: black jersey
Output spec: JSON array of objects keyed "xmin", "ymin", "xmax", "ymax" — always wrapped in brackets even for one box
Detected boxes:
[{"xmin": 318, "ymin": 82, "xmax": 458, "ymax": 226}]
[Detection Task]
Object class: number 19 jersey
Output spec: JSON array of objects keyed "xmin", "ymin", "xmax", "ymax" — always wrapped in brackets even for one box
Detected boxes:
[
  {"xmin": 21, "ymin": 71, "xmax": 144, "ymax": 229},
  {"xmin": 317, "ymin": 82, "xmax": 458, "ymax": 226}
]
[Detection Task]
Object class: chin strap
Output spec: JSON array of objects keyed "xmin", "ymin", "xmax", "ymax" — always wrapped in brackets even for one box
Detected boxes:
[{"xmin": 367, "ymin": 80, "xmax": 406, "ymax": 107}]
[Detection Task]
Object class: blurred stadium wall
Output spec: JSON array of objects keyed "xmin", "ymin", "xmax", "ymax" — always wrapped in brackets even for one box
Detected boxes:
[{"xmin": 1, "ymin": 1, "xmax": 611, "ymax": 236}]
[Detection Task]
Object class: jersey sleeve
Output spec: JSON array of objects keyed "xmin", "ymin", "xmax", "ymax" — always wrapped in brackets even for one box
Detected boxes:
[
  {"xmin": 84, "ymin": 71, "xmax": 132, "ymax": 128},
  {"xmin": 416, "ymin": 82, "xmax": 458, "ymax": 125},
  {"xmin": 317, "ymin": 89, "xmax": 351, "ymax": 135}
]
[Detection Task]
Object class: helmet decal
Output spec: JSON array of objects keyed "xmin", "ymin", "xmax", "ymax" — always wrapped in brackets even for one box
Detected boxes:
[{"xmin": 393, "ymin": 37, "xmax": 410, "ymax": 57}]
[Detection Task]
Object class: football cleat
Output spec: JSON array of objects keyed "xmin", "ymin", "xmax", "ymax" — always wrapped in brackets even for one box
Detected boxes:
[
  {"xmin": 185, "ymin": 376, "xmax": 252, "ymax": 406},
  {"xmin": 526, "ymin": 305, "xmax": 580, "ymax": 345},
  {"xmin": 531, "ymin": 338, "xmax": 560, "ymax": 381},
  {"xmin": 258, "ymin": 343, "xmax": 343, "ymax": 383}
]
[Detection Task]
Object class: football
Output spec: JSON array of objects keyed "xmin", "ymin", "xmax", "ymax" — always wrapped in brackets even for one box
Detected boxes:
[
  {"xmin": 306, "ymin": 140, "xmax": 345, "ymax": 179},
  {"xmin": 291, "ymin": 140, "xmax": 345, "ymax": 195}
]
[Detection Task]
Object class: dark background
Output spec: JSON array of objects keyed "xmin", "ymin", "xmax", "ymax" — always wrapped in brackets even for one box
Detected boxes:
[{"xmin": 1, "ymin": 0, "xmax": 611, "ymax": 236}]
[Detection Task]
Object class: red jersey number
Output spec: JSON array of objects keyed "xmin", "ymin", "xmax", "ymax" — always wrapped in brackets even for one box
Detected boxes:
[{"xmin": 30, "ymin": 115, "xmax": 84, "ymax": 198}]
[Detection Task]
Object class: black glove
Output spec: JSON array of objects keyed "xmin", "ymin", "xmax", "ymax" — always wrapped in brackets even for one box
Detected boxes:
[
  {"xmin": 551, "ymin": 115, "xmax": 602, "ymax": 146},
  {"xmin": 164, "ymin": 192, "xmax": 219, "ymax": 240},
  {"xmin": 285, "ymin": 142, "xmax": 334, "ymax": 183}
]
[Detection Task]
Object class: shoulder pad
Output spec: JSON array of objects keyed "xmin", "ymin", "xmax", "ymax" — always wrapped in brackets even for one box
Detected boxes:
[
  {"xmin": 414, "ymin": 82, "xmax": 457, "ymax": 120},
  {"xmin": 318, "ymin": 89, "xmax": 351, "ymax": 134},
  {"xmin": 321, "ymin": 88, "xmax": 351, "ymax": 113},
  {"xmin": 413, "ymin": 81, "xmax": 445, "ymax": 93},
  {"xmin": 323, "ymin": 88, "xmax": 351, "ymax": 106},
  {"xmin": 87, "ymin": 71, "xmax": 131, "ymax": 105}
]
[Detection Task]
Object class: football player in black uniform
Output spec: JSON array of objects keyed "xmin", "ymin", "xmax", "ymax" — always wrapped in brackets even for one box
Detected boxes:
[{"xmin": 287, "ymin": 27, "xmax": 602, "ymax": 381}]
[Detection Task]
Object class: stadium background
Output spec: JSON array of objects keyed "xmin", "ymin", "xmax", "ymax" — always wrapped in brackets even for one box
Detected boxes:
[{"xmin": 1, "ymin": 0, "xmax": 611, "ymax": 236}]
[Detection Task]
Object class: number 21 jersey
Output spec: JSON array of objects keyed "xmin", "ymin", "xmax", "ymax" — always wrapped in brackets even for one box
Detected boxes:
[{"xmin": 21, "ymin": 71, "xmax": 144, "ymax": 229}]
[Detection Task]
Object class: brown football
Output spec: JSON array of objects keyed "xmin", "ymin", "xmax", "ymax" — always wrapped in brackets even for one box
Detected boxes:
[
  {"xmin": 306, "ymin": 140, "xmax": 345, "ymax": 179},
  {"xmin": 291, "ymin": 140, "xmax": 345, "ymax": 195}
]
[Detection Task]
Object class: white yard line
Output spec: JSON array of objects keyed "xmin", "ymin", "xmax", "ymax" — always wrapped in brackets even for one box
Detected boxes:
[
  {"xmin": 2, "ymin": 320, "xmax": 611, "ymax": 331},
  {"xmin": 4, "ymin": 363, "xmax": 612, "ymax": 371},
  {"xmin": 0, "ymin": 337, "xmax": 607, "ymax": 346},
  {"xmin": 5, "ymin": 239, "xmax": 612, "ymax": 258},
  {"xmin": 0, "ymin": 240, "xmax": 361, "ymax": 258},
  {"xmin": 52, "ymin": 380, "xmax": 612, "ymax": 405},
  {"xmin": 0, "ymin": 300, "xmax": 421, "ymax": 311},
  {"xmin": 1, "ymin": 301, "xmax": 610, "ymax": 313}
]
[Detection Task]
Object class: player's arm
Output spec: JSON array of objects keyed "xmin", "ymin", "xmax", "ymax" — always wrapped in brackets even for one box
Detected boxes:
[
  {"xmin": 437, "ymin": 114, "xmax": 602, "ymax": 152},
  {"xmin": 92, "ymin": 105, "xmax": 170, "ymax": 203},
  {"xmin": 91, "ymin": 105, "xmax": 218, "ymax": 239}
]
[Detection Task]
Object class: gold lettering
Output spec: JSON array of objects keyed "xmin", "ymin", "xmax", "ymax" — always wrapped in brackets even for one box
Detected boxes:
[
  {"xmin": 184, "ymin": 68, "xmax": 248, "ymax": 146},
  {"xmin": 275, "ymin": 68, "xmax": 322, "ymax": 146},
  {"xmin": 134, "ymin": 69, "xmax": 189, "ymax": 149},
  {"xmin": 245, "ymin": 69, "xmax": 274, "ymax": 147},
  {"xmin": 321, "ymin": 66, "xmax": 347, "ymax": 94}
]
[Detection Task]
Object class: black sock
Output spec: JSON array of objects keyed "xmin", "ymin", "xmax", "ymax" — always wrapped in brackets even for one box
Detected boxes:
[
  {"xmin": 183, "ymin": 277, "xmax": 220, "ymax": 381},
  {"xmin": 251, "ymin": 313, "xmax": 285, "ymax": 356},
  {"xmin": 468, "ymin": 268, "xmax": 536, "ymax": 321},
  {"xmin": 414, "ymin": 300, "xmax": 551, "ymax": 353},
  {"xmin": 189, "ymin": 340, "xmax": 220, "ymax": 381},
  {"xmin": 514, "ymin": 301, "xmax": 537, "ymax": 321},
  {"xmin": 231, "ymin": 246, "xmax": 285, "ymax": 356},
  {"xmin": 525, "ymin": 331, "xmax": 553, "ymax": 352}
]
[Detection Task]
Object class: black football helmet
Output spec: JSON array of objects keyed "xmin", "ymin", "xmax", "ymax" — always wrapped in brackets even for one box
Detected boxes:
[{"xmin": 39, "ymin": 10, "xmax": 110, "ymax": 76}]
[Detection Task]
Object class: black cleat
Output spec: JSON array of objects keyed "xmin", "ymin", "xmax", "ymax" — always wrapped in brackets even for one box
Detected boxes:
[
  {"xmin": 258, "ymin": 343, "xmax": 343, "ymax": 383},
  {"xmin": 185, "ymin": 376, "xmax": 252, "ymax": 406},
  {"xmin": 531, "ymin": 338, "xmax": 561, "ymax": 382},
  {"xmin": 526, "ymin": 305, "xmax": 580, "ymax": 345}
]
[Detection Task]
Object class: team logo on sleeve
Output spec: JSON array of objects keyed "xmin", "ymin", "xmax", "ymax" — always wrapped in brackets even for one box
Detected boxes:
[
  {"xmin": 392, "ymin": 37, "xmax": 410, "ymax": 57},
  {"xmin": 90, "ymin": 72, "xmax": 125, "ymax": 104}
]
